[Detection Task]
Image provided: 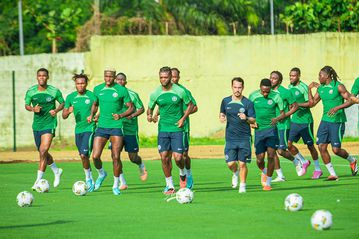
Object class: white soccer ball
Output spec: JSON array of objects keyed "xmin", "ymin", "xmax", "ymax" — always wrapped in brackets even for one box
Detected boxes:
[
  {"xmin": 72, "ymin": 181, "xmax": 87, "ymax": 196},
  {"xmin": 176, "ymin": 188, "xmax": 194, "ymax": 204},
  {"xmin": 284, "ymin": 193, "xmax": 303, "ymax": 211},
  {"xmin": 35, "ymin": 179, "xmax": 50, "ymax": 193},
  {"xmin": 16, "ymin": 191, "xmax": 34, "ymax": 207},
  {"xmin": 311, "ymin": 210, "xmax": 333, "ymax": 230}
]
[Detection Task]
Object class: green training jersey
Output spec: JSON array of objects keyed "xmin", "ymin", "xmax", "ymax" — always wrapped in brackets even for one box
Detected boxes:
[
  {"xmin": 288, "ymin": 81, "xmax": 313, "ymax": 124},
  {"xmin": 273, "ymin": 85, "xmax": 295, "ymax": 130},
  {"xmin": 249, "ymin": 89, "xmax": 284, "ymax": 131},
  {"xmin": 351, "ymin": 77, "xmax": 359, "ymax": 95},
  {"xmin": 318, "ymin": 80, "xmax": 346, "ymax": 123},
  {"xmin": 24, "ymin": 85, "xmax": 64, "ymax": 131},
  {"xmin": 93, "ymin": 83, "xmax": 131, "ymax": 129},
  {"xmin": 121, "ymin": 88, "xmax": 144, "ymax": 135},
  {"xmin": 148, "ymin": 84, "xmax": 191, "ymax": 132},
  {"xmin": 177, "ymin": 83, "xmax": 197, "ymax": 133},
  {"xmin": 64, "ymin": 90, "xmax": 96, "ymax": 134}
]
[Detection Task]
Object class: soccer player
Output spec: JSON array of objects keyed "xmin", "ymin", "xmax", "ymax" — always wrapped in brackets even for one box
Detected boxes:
[
  {"xmin": 62, "ymin": 73, "xmax": 96, "ymax": 192},
  {"xmin": 249, "ymin": 78, "xmax": 285, "ymax": 191},
  {"xmin": 220, "ymin": 77, "xmax": 255, "ymax": 193},
  {"xmin": 270, "ymin": 71, "xmax": 301, "ymax": 182},
  {"xmin": 147, "ymin": 66, "xmax": 194, "ymax": 194},
  {"xmin": 287, "ymin": 67, "xmax": 323, "ymax": 179},
  {"xmin": 25, "ymin": 68, "xmax": 64, "ymax": 190},
  {"xmin": 115, "ymin": 72, "xmax": 148, "ymax": 189},
  {"xmin": 308, "ymin": 66, "xmax": 358, "ymax": 180},
  {"xmin": 350, "ymin": 77, "xmax": 359, "ymax": 103},
  {"xmin": 88, "ymin": 69, "xmax": 134, "ymax": 195}
]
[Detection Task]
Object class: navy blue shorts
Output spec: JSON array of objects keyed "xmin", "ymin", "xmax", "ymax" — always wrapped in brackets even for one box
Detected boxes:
[
  {"xmin": 158, "ymin": 132, "xmax": 184, "ymax": 154},
  {"xmin": 225, "ymin": 137, "xmax": 252, "ymax": 163},
  {"xmin": 316, "ymin": 121, "xmax": 345, "ymax": 148},
  {"xmin": 184, "ymin": 132, "xmax": 190, "ymax": 152},
  {"xmin": 94, "ymin": 127, "xmax": 123, "ymax": 139},
  {"xmin": 254, "ymin": 127, "xmax": 278, "ymax": 155},
  {"xmin": 288, "ymin": 123, "xmax": 314, "ymax": 146},
  {"xmin": 277, "ymin": 129, "xmax": 289, "ymax": 150},
  {"xmin": 123, "ymin": 134, "xmax": 139, "ymax": 153},
  {"xmin": 33, "ymin": 129, "xmax": 55, "ymax": 150},
  {"xmin": 75, "ymin": 132, "xmax": 94, "ymax": 156}
]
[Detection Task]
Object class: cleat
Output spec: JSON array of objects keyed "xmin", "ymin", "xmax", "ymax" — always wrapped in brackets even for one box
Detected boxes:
[
  {"xmin": 140, "ymin": 167, "xmax": 148, "ymax": 181},
  {"xmin": 350, "ymin": 160, "xmax": 358, "ymax": 176},
  {"xmin": 311, "ymin": 170, "xmax": 323, "ymax": 179},
  {"xmin": 163, "ymin": 186, "xmax": 176, "ymax": 195},
  {"xmin": 31, "ymin": 182, "xmax": 38, "ymax": 191},
  {"xmin": 239, "ymin": 187, "xmax": 246, "ymax": 193},
  {"xmin": 53, "ymin": 168, "xmax": 63, "ymax": 188},
  {"xmin": 94, "ymin": 171, "xmax": 107, "ymax": 191},
  {"xmin": 186, "ymin": 175, "xmax": 194, "ymax": 189},
  {"xmin": 179, "ymin": 176, "xmax": 186, "ymax": 189},
  {"xmin": 112, "ymin": 187, "xmax": 121, "ymax": 196},
  {"xmin": 272, "ymin": 177, "xmax": 286, "ymax": 182},
  {"xmin": 263, "ymin": 185, "xmax": 272, "ymax": 191},
  {"xmin": 119, "ymin": 184, "xmax": 128, "ymax": 190},
  {"xmin": 86, "ymin": 179, "xmax": 95, "ymax": 192},
  {"xmin": 232, "ymin": 174, "xmax": 238, "ymax": 188},
  {"xmin": 295, "ymin": 164, "xmax": 303, "ymax": 176},
  {"xmin": 300, "ymin": 161, "xmax": 311, "ymax": 176},
  {"xmin": 261, "ymin": 173, "xmax": 267, "ymax": 187},
  {"xmin": 327, "ymin": 175, "xmax": 339, "ymax": 181}
]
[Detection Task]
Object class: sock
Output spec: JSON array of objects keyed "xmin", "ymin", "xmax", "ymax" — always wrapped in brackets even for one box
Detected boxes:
[
  {"xmin": 97, "ymin": 168, "xmax": 105, "ymax": 177},
  {"xmin": 239, "ymin": 182, "xmax": 246, "ymax": 188},
  {"xmin": 49, "ymin": 163, "xmax": 59, "ymax": 174},
  {"xmin": 234, "ymin": 170, "xmax": 239, "ymax": 177},
  {"xmin": 165, "ymin": 176, "xmax": 174, "ymax": 188},
  {"xmin": 179, "ymin": 168, "xmax": 186, "ymax": 181},
  {"xmin": 139, "ymin": 162, "xmax": 145, "ymax": 170},
  {"xmin": 261, "ymin": 168, "xmax": 267, "ymax": 175},
  {"xmin": 346, "ymin": 155, "xmax": 356, "ymax": 163},
  {"xmin": 84, "ymin": 168, "xmax": 92, "ymax": 181},
  {"xmin": 294, "ymin": 153, "xmax": 307, "ymax": 164},
  {"xmin": 113, "ymin": 176, "xmax": 119, "ymax": 188},
  {"xmin": 313, "ymin": 160, "xmax": 321, "ymax": 171},
  {"xmin": 325, "ymin": 163, "xmax": 337, "ymax": 176},
  {"xmin": 119, "ymin": 173, "xmax": 127, "ymax": 185},
  {"xmin": 292, "ymin": 158, "xmax": 299, "ymax": 166},
  {"xmin": 36, "ymin": 170, "xmax": 44, "ymax": 182},
  {"xmin": 266, "ymin": 176, "xmax": 272, "ymax": 186},
  {"xmin": 275, "ymin": 169, "xmax": 284, "ymax": 179},
  {"xmin": 186, "ymin": 168, "xmax": 192, "ymax": 177}
]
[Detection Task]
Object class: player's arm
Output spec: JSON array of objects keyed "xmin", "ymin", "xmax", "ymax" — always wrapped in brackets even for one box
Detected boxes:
[
  {"xmin": 62, "ymin": 107, "xmax": 73, "ymax": 119},
  {"xmin": 177, "ymin": 101, "xmax": 194, "ymax": 128},
  {"xmin": 87, "ymin": 101, "xmax": 98, "ymax": 123},
  {"xmin": 219, "ymin": 113, "xmax": 226, "ymax": 123},
  {"xmin": 152, "ymin": 107, "xmax": 160, "ymax": 123},
  {"xmin": 127, "ymin": 94, "xmax": 145, "ymax": 119},
  {"xmin": 284, "ymin": 102, "xmax": 299, "ymax": 118},
  {"xmin": 113, "ymin": 102, "xmax": 134, "ymax": 120},
  {"xmin": 192, "ymin": 105, "xmax": 198, "ymax": 114},
  {"xmin": 328, "ymin": 84, "xmax": 353, "ymax": 116},
  {"xmin": 49, "ymin": 102, "xmax": 64, "ymax": 117},
  {"xmin": 147, "ymin": 107, "xmax": 155, "ymax": 123},
  {"xmin": 271, "ymin": 110, "xmax": 285, "ymax": 125},
  {"xmin": 308, "ymin": 82, "xmax": 321, "ymax": 107},
  {"xmin": 350, "ymin": 96, "xmax": 359, "ymax": 104},
  {"xmin": 25, "ymin": 104, "xmax": 42, "ymax": 113}
]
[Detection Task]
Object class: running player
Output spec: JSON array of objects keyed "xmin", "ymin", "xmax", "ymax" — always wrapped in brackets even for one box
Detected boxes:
[
  {"xmin": 308, "ymin": 66, "xmax": 358, "ymax": 180},
  {"xmin": 62, "ymin": 73, "xmax": 96, "ymax": 192},
  {"xmin": 147, "ymin": 66, "xmax": 194, "ymax": 194},
  {"xmin": 220, "ymin": 77, "xmax": 255, "ymax": 193},
  {"xmin": 249, "ymin": 78, "xmax": 285, "ymax": 191},
  {"xmin": 350, "ymin": 77, "xmax": 359, "ymax": 103},
  {"xmin": 25, "ymin": 68, "xmax": 64, "ymax": 190},
  {"xmin": 288, "ymin": 67, "xmax": 323, "ymax": 179},
  {"xmin": 88, "ymin": 69, "xmax": 134, "ymax": 195},
  {"xmin": 270, "ymin": 71, "xmax": 301, "ymax": 182},
  {"xmin": 115, "ymin": 72, "xmax": 148, "ymax": 190}
]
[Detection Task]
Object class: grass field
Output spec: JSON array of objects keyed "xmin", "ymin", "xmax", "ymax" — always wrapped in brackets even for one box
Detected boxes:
[{"xmin": 0, "ymin": 157, "xmax": 358, "ymax": 239}]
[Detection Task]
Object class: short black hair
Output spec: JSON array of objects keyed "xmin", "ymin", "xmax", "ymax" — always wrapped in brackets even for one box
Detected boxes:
[
  {"xmin": 290, "ymin": 67, "xmax": 301, "ymax": 76},
  {"xmin": 37, "ymin": 68, "xmax": 49, "ymax": 76},
  {"xmin": 72, "ymin": 73, "xmax": 89, "ymax": 83},
  {"xmin": 270, "ymin": 71, "xmax": 283, "ymax": 83},
  {"xmin": 232, "ymin": 77, "xmax": 244, "ymax": 86},
  {"xmin": 260, "ymin": 78, "xmax": 272, "ymax": 87},
  {"xmin": 116, "ymin": 72, "xmax": 127, "ymax": 80},
  {"xmin": 159, "ymin": 66, "xmax": 172, "ymax": 75},
  {"xmin": 171, "ymin": 67, "xmax": 180, "ymax": 75}
]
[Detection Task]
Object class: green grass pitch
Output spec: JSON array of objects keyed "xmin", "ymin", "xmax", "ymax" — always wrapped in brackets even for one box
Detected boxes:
[{"xmin": 0, "ymin": 157, "xmax": 358, "ymax": 239}]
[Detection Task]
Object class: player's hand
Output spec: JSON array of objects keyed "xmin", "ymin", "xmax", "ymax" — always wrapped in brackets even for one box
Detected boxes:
[
  {"xmin": 68, "ymin": 106, "xmax": 74, "ymax": 114},
  {"xmin": 126, "ymin": 115, "xmax": 133, "ymax": 120},
  {"xmin": 238, "ymin": 113, "xmax": 247, "ymax": 120},
  {"xmin": 250, "ymin": 123, "xmax": 258, "ymax": 129},
  {"xmin": 147, "ymin": 114, "xmax": 153, "ymax": 123},
  {"xmin": 350, "ymin": 96, "xmax": 359, "ymax": 104},
  {"xmin": 93, "ymin": 114, "xmax": 99, "ymax": 122},
  {"xmin": 271, "ymin": 117, "xmax": 279, "ymax": 126},
  {"xmin": 177, "ymin": 118, "xmax": 185, "ymax": 128},
  {"xmin": 112, "ymin": 113, "xmax": 121, "ymax": 120},
  {"xmin": 328, "ymin": 107, "xmax": 338, "ymax": 116},
  {"xmin": 49, "ymin": 110, "xmax": 57, "ymax": 117},
  {"xmin": 309, "ymin": 82, "xmax": 320, "ymax": 89},
  {"xmin": 87, "ymin": 116, "xmax": 92, "ymax": 123},
  {"xmin": 152, "ymin": 114, "xmax": 159, "ymax": 123},
  {"xmin": 219, "ymin": 114, "xmax": 226, "ymax": 123},
  {"xmin": 33, "ymin": 104, "xmax": 41, "ymax": 113}
]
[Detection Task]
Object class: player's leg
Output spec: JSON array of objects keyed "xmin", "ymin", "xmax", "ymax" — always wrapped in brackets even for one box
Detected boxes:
[
  {"xmin": 238, "ymin": 140, "xmax": 250, "ymax": 193},
  {"xmin": 76, "ymin": 132, "xmax": 95, "ymax": 191},
  {"xmin": 170, "ymin": 132, "xmax": 186, "ymax": 188},
  {"xmin": 288, "ymin": 123, "xmax": 309, "ymax": 173},
  {"xmin": 254, "ymin": 131, "xmax": 267, "ymax": 186},
  {"xmin": 92, "ymin": 128, "xmax": 109, "ymax": 190},
  {"xmin": 303, "ymin": 123, "xmax": 322, "ymax": 178},
  {"xmin": 238, "ymin": 161, "xmax": 247, "ymax": 193},
  {"xmin": 225, "ymin": 143, "xmax": 239, "ymax": 188},
  {"xmin": 264, "ymin": 146, "xmax": 276, "ymax": 191},
  {"xmin": 183, "ymin": 132, "xmax": 193, "ymax": 189},
  {"xmin": 110, "ymin": 134, "xmax": 124, "ymax": 195},
  {"xmin": 125, "ymin": 134, "xmax": 148, "ymax": 181},
  {"xmin": 158, "ymin": 132, "xmax": 175, "ymax": 194},
  {"xmin": 273, "ymin": 153, "xmax": 286, "ymax": 182}
]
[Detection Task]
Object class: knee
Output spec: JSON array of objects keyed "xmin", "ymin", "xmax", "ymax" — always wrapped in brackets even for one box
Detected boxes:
[
  {"xmin": 318, "ymin": 144, "xmax": 325, "ymax": 153},
  {"xmin": 277, "ymin": 149, "xmax": 284, "ymax": 156},
  {"xmin": 129, "ymin": 154, "xmax": 137, "ymax": 162},
  {"xmin": 239, "ymin": 163, "xmax": 247, "ymax": 170},
  {"xmin": 332, "ymin": 147, "xmax": 340, "ymax": 155},
  {"xmin": 39, "ymin": 148, "xmax": 48, "ymax": 157}
]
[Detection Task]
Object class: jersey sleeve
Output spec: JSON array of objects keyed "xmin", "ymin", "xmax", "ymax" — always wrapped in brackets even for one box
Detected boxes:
[
  {"xmin": 247, "ymin": 100, "xmax": 256, "ymax": 118},
  {"xmin": 187, "ymin": 90, "xmax": 197, "ymax": 106},
  {"xmin": 122, "ymin": 88, "xmax": 131, "ymax": 104},
  {"xmin": 148, "ymin": 92, "xmax": 157, "ymax": 110},
  {"xmin": 275, "ymin": 94, "xmax": 284, "ymax": 111},
  {"xmin": 287, "ymin": 90, "xmax": 296, "ymax": 105},
  {"xmin": 24, "ymin": 90, "xmax": 32, "ymax": 105},
  {"xmin": 302, "ymin": 84, "xmax": 309, "ymax": 101},
  {"xmin": 220, "ymin": 99, "xmax": 226, "ymax": 114},
  {"xmin": 64, "ymin": 94, "xmax": 72, "ymax": 109},
  {"xmin": 93, "ymin": 86, "xmax": 99, "ymax": 103},
  {"xmin": 181, "ymin": 89, "xmax": 191, "ymax": 105},
  {"xmin": 133, "ymin": 93, "xmax": 144, "ymax": 110},
  {"xmin": 55, "ymin": 89, "xmax": 65, "ymax": 104},
  {"xmin": 351, "ymin": 78, "xmax": 359, "ymax": 95}
]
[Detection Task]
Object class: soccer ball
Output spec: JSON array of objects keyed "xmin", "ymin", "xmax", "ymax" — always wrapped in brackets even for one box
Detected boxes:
[
  {"xmin": 35, "ymin": 179, "xmax": 50, "ymax": 193},
  {"xmin": 311, "ymin": 210, "xmax": 333, "ymax": 230},
  {"xmin": 72, "ymin": 181, "xmax": 87, "ymax": 196},
  {"xmin": 176, "ymin": 188, "xmax": 194, "ymax": 204},
  {"xmin": 284, "ymin": 193, "xmax": 303, "ymax": 211},
  {"xmin": 16, "ymin": 191, "xmax": 34, "ymax": 207}
]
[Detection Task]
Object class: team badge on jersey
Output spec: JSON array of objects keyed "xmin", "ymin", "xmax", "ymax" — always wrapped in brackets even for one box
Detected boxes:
[
  {"xmin": 172, "ymin": 96, "xmax": 177, "ymax": 102},
  {"xmin": 112, "ymin": 92, "xmax": 118, "ymax": 98},
  {"xmin": 267, "ymin": 99, "xmax": 273, "ymax": 105},
  {"xmin": 295, "ymin": 91, "xmax": 300, "ymax": 96},
  {"xmin": 46, "ymin": 97, "xmax": 52, "ymax": 102},
  {"xmin": 85, "ymin": 99, "xmax": 90, "ymax": 104},
  {"xmin": 329, "ymin": 89, "xmax": 333, "ymax": 94},
  {"xmin": 239, "ymin": 108, "xmax": 245, "ymax": 113}
]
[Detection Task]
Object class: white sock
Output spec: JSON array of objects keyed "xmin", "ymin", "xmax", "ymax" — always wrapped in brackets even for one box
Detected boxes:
[
  {"xmin": 119, "ymin": 173, "xmax": 127, "ymax": 185},
  {"xmin": 294, "ymin": 153, "xmax": 307, "ymax": 164},
  {"xmin": 266, "ymin": 176, "xmax": 272, "ymax": 186},
  {"xmin": 240, "ymin": 182, "xmax": 246, "ymax": 188},
  {"xmin": 313, "ymin": 160, "xmax": 321, "ymax": 171},
  {"xmin": 234, "ymin": 170, "xmax": 239, "ymax": 177},
  {"xmin": 325, "ymin": 163, "xmax": 337, "ymax": 176},
  {"xmin": 179, "ymin": 168, "xmax": 185, "ymax": 176},
  {"xmin": 292, "ymin": 158, "xmax": 299, "ymax": 166},
  {"xmin": 275, "ymin": 169, "xmax": 285, "ymax": 178},
  {"xmin": 139, "ymin": 162, "xmax": 145, "ymax": 170},
  {"xmin": 346, "ymin": 155, "xmax": 356, "ymax": 163},
  {"xmin": 97, "ymin": 168, "xmax": 105, "ymax": 177},
  {"xmin": 186, "ymin": 168, "xmax": 192, "ymax": 177},
  {"xmin": 261, "ymin": 168, "xmax": 267, "ymax": 175},
  {"xmin": 84, "ymin": 168, "xmax": 92, "ymax": 181},
  {"xmin": 36, "ymin": 170, "xmax": 44, "ymax": 182},
  {"xmin": 49, "ymin": 163, "xmax": 59, "ymax": 174},
  {"xmin": 165, "ymin": 176, "xmax": 174, "ymax": 188},
  {"xmin": 113, "ymin": 176, "xmax": 119, "ymax": 188}
]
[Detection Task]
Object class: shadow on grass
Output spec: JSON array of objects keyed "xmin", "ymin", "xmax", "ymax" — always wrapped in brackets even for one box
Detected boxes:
[{"xmin": 0, "ymin": 220, "xmax": 73, "ymax": 229}]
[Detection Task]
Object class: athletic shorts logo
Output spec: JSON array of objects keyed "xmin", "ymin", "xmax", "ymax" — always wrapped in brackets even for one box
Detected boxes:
[
  {"xmin": 329, "ymin": 89, "xmax": 333, "ymax": 94},
  {"xmin": 267, "ymin": 99, "xmax": 273, "ymax": 105},
  {"xmin": 85, "ymin": 99, "xmax": 90, "ymax": 104},
  {"xmin": 113, "ymin": 92, "xmax": 118, "ymax": 98},
  {"xmin": 46, "ymin": 97, "xmax": 52, "ymax": 102},
  {"xmin": 225, "ymin": 154, "xmax": 229, "ymax": 160},
  {"xmin": 172, "ymin": 96, "xmax": 177, "ymax": 102},
  {"xmin": 158, "ymin": 145, "xmax": 161, "ymax": 150},
  {"xmin": 239, "ymin": 108, "xmax": 245, "ymax": 113},
  {"xmin": 295, "ymin": 91, "xmax": 300, "ymax": 96}
]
